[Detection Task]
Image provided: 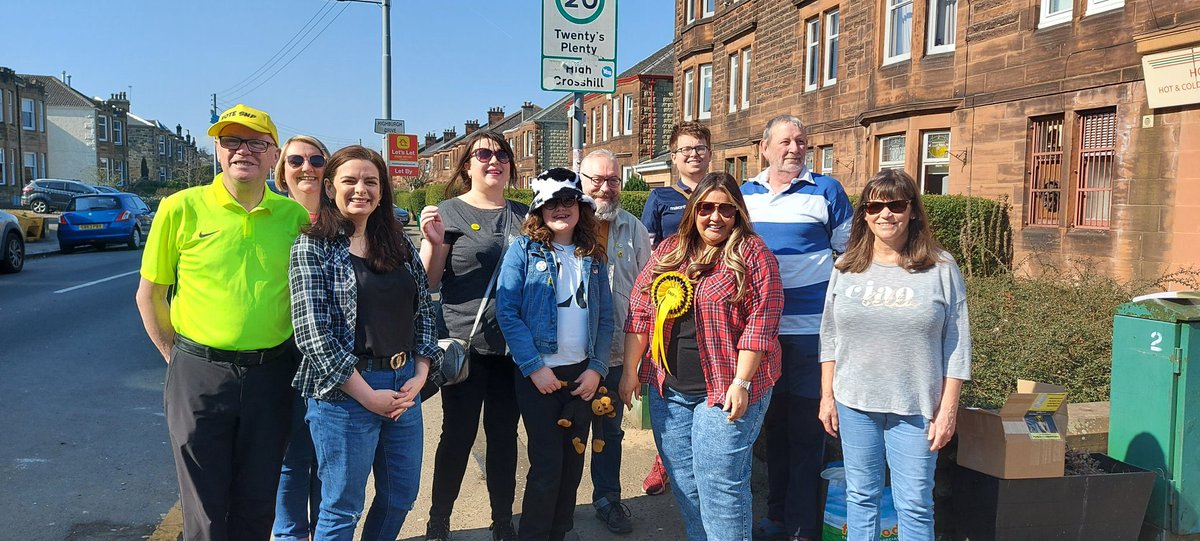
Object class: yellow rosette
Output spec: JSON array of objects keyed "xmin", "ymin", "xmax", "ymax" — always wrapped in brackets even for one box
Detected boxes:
[{"xmin": 650, "ymin": 271, "xmax": 694, "ymax": 374}]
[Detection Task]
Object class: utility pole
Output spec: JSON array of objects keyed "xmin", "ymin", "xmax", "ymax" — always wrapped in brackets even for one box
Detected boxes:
[
  {"xmin": 337, "ymin": 0, "xmax": 391, "ymax": 153},
  {"xmin": 211, "ymin": 94, "xmax": 218, "ymax": 177},
  {"xmin": 572, "ymin": 93, "xmax": 584, "ymax": 172}
]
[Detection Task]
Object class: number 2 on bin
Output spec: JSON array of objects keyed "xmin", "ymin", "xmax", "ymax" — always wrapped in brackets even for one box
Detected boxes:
[{"xmin": 1150, "ymin": 331, "xmax": 1163, "ymax": 352}]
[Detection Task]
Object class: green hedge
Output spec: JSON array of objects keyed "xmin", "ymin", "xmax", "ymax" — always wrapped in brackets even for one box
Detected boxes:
[
  {"xmin": 408, "ymin": 187, "xmax": 426, "ymax": 215},
  {"xmin": 393, "ymin": 190, "xmax": 410, "ymax": 212},
  {"xmin": 619, "ymin": 191, "xmax": 650, "ymax": 218},
  {"xmin": 426, "ymin": 183, "xmax": 448, "ymax": 206}
]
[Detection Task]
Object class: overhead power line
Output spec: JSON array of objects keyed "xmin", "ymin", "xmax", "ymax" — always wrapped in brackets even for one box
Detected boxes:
[
  {"xmin": 215, "ymin": 1, "xmax": 338, "ymax": 98},
  {"xmin": 222, "ymin": 3, "xmax": 350, "ymax": 104}
]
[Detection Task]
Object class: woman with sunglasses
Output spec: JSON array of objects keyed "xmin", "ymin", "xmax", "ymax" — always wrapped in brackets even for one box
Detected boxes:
[
  {"xmin": 620, "ymin": 172, "xmax": 784, "ymax": 540},
  {"xmin": 272, "ymin": 134, "xmax": 330, "ymax": 541},
  {"xmin": 290, "ymin": 145, "xmax": 441, "ymax": 540},
  {"xmin": 419, "ymin": 130, "xmax": 527, "ymax": 541},
  {"xmin": 495, "ymin": 167, "xmax": 613, "ymax": 541},
  {"xmin": 817, "ymin": 169, "xmax": 971, "ymax": 541}
]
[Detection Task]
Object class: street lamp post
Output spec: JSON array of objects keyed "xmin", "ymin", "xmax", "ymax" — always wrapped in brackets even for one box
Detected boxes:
[{"xmin": 337, "ymin": 0, "xmax": 392, "ymax": 125}]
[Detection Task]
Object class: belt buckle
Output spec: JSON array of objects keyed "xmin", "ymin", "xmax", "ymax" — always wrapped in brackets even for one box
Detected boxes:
[{"xmin": 389, "ymin": 352, "xmax": 407, "ymax": 370}]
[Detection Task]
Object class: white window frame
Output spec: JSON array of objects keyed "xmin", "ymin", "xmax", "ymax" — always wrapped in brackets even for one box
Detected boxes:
[
  {"xmin": 158, "ymin": 135, "xmax": 166, "ymax": 155},
  {"xmin": 0, "ymin": 90, "xmax": 5, "ymax": 124},
  {"xmin": 623, "ymin": 93, "xmax": 633, "ymax": 135},
  {"xmin": 159, "ymin": 166, "xmax": 167, "ymax": 182},
  {"xmin": 100, "ymin": 157, "xmax": 111, "ymax": 181},
  {"xmin": 683, "ymin": 69, "xmax": 695, "ymax": 121},
  {"xmin": 824, "ymin": 10, "xmax": 840, "ymax": 86},
  {"xmin": 20, "ymin": 98, "xmax": 35, "ymax": 130},
  {"xmin": 113, "ymin": 121, "xmax": 124, "ymax": 145},
  {"xmin": 879, "ymin": 134, "xmax": 907, "ymax": 170},
  {"xmin": 1039, "ymin": 0, "xmax": 1073, "ymax": 28},
  {"xmin": 525, "ymin": 131, "xmax": 533, "ymax": 157},
  {"xmin": 23, "ymin": 151, "xmax": 36, "ymax": 179},
  {"xmin": 741, "ymin": 48, "xmax": 752, "ymax": 109},
  {"xmin": 805, "ymin": 18, "xmax": 821, "ymax": 92},
  {"xmin": 686, "ymin": 0, "xmax": 696, "ymax": 24},
  {"xmin": 1085, "ymin": 0, "xmax": 1122, "ymax": 16},
  {"xmin": 602, "ymin": 102, "xmax": 609, "ymax": 142},
  {"xmin": 804, "ymin": 148, "xmax": 815, "ymax": 171},
  {"xmin": 39, "ymin": 153, "xmax": 45, "ymax": 177},
  {"xmin": 921, "ymin": 131, "xmax": 951, "ymax": 194},
  {"xmin": 6, "ymin": 91, "xmax": 13, "ymax": 125},
  {"xmin": 0, "ymin": 148, "xmax": 6, "ymax": 185},
  {"xmin": 821, "ymin": 145, "xmax": 834, "ymax": 173},
  {"xmin": 612, "ymin": 96, "xmax": 620, "ymax": 137},
  {"xmin": 119, "ymin": 160, "xmax": 128, "ymax": 183},
  {"xmin": 37, "ymin": 101, "xmax": 44, "ymax": 132},
  {"xmin": 728, "ymin": 53, "xmax": 740, "ymax": 112},
  {"xmin": 884, "ymin": 0, "xmax": 914, "ymax": 65},
  {"xmin": 927, "ymin": 0, "xmax": 957, "ymax": 54},
  {"xmin": 591, "ymin": 108, "xmax": 597, "ymax": 143},
  {"xmin": 702, "ymin": 0, "xmax": 715, "ymax": 18},
  {"xmin": 98, "ymin": 115, "xmax": 109, "ymax": 142},
  {"xmin": 698, "ymin": 63, "xmax": 713, "ymax": 120}
]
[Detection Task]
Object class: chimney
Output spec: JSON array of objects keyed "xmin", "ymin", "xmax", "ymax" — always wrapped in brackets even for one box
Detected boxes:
[
  {"xmin": 425, "ymin": 132, "xmax": 438, "ymax": 147},
  {"xmin": 487, "ymin": 107, "xmax": 505, "ymax": 126},
  {"xmin": 464, "ymin": 119, "xmax": 480, "ymax": 135},
  {"xmin": 176, "ymin": 124, "xmax": 183, "ymax": 137},
  {"xmin": 443, "ymin": 127, "xmax": 457, "ymax": 141}
]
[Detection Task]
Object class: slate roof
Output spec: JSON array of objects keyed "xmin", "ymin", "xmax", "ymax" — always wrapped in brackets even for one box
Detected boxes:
[{"xmin": 21, "ymin": 75, "xmax": 93, "ymax": 108}]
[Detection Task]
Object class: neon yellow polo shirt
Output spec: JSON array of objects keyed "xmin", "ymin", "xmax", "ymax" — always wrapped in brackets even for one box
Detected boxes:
[{"xmin": 140, "ymin": 174, "xmax": 310, "ymax": 350}]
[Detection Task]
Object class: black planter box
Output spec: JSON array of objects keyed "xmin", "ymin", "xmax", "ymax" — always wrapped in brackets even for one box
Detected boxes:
[{"xmin": 952, "ymin": 453, "xmax": 1155, "ymax": 541}]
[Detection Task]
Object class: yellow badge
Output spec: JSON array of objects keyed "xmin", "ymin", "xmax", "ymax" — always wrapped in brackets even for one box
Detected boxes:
[
  {"xmin": 470, "ymin": 223, "xmax": 481, "ymax": 231},
  {"xmin": 617, "ymin": 250, "xmax": 624, "ymax": 258},
  {"xmin": 649, "ymin": 271, "xmax": 694, "ymax": 375}
]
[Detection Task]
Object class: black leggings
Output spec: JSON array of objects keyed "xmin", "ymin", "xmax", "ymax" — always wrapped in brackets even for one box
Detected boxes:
[{"xmin": 428, "ymin": 352, "xmax": 521, "ymax": 523}]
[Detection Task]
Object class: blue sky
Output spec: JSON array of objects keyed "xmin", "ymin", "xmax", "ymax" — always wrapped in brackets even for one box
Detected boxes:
[{"xmin": 5, "ymin": 1, "xmax": 673, "ymax": 150}]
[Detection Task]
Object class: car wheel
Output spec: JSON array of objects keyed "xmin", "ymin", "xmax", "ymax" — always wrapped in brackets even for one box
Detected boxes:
[
  {"xmin": 1, "ymin": 232, "xmax": 24, "ymax": 273},
  {"xmin": 128, "ymin": 227, "xmax": 143, "ymax": 249},
  {"xmin": 30, "ymin": 199, "xmax": 48, "ymax": 214},
  {"xmin": 59, "ymin": 242, "xmax": 75, "ymax": 254}
]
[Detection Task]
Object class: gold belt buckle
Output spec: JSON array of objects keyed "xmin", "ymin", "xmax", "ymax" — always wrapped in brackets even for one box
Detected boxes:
[{"xmin": 389, "ymin": 352, "xmax": 408, "ymax": 370}]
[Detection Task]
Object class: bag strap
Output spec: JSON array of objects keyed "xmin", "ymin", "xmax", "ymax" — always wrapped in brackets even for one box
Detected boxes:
[
  {"xmin": 466, "ymin": 201, "xmax": 511, "ymax": 342},
  {"xmin": 671, "ymin": 183, "xmax": 690, "ymax": 199}
]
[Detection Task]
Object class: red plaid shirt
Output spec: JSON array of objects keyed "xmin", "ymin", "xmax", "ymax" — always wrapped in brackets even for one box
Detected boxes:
[{"xmin": 625, "ymin": 234, "xmax": 783, "ymax": 406}]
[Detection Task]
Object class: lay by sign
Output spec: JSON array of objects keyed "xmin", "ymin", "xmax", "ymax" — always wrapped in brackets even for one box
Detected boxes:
[{"xmin": 387, "ymin": 134, "xmax": 420, "ymax": 177}]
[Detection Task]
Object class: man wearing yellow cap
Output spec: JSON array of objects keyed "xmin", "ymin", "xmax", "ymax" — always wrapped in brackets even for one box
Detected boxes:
[{"xmin": 135, "ymin": 104, "xmax": 310, "ymax": 540}]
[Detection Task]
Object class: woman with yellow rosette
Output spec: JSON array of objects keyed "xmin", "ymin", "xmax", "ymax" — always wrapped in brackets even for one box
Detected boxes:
[{"xmin": 620, "ymin": 171, "xmax": 785, "ymax": 540}]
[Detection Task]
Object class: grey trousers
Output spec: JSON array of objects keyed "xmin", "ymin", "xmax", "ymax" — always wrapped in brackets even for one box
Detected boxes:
[{"xmin": 163, "ymin": 341, "xmax": 297, "ymax": 541}]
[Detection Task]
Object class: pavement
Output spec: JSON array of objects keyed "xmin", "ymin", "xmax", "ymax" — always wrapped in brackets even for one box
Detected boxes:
[{"xmin": 25, "ymin": 221, "xmax": 60, "ymax": 257}]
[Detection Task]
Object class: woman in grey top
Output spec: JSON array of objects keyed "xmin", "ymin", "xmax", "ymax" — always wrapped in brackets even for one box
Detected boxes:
[
  {"xmin": 817, "ymin": 169, "xmax": 971, "ymax": 541},
  {"xmin": 419, "ymin": 130, "xmax": 527, "ymax": 541}
]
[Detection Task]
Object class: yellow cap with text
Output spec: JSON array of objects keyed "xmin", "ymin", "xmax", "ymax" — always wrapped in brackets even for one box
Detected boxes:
[{"xmin": 207, "ymin": 103, "xmax": 279, "ymax": 145}]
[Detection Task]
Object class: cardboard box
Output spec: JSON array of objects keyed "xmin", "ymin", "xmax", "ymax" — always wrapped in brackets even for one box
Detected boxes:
[{"xmin": 957, "ymin": 380, "xmax": 1069, "ymax": 479}]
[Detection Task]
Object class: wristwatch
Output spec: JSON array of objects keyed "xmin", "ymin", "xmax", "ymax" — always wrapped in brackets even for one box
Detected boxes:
[{"xmin": 732, "ymin": 378, "xmax": 751, "ymax": 391}]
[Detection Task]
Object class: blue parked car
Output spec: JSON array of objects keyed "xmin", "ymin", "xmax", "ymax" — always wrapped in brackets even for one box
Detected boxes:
[
  {"xmin": 394, "ymin": 207, "xmax": 410, "ymax": 226},
  {"xmin": 58, "ymin": 193, "xmax": 154, "ymax": 253}
]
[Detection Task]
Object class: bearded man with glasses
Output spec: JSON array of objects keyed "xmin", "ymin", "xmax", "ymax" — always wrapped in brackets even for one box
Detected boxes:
[
  {"xmin": 740, "ymin": 115, "xmax": 853, "ymax": 541},
  {"xmin": 136, "ymin": 103, "xmax": 310, "ymax": 541}
]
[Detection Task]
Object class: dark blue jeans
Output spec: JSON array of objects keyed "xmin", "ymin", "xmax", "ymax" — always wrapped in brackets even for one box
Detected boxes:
[
  {"xmin": 307, "ymin": 363, "xmax": 423, "ymax": 541},
  {"xmin": 590, "ymin": 366, "xmax": 626, "ymax": 504},
  {"xmin": 763, "ymin": 334, "xmax": 826, "ymax": 538}
]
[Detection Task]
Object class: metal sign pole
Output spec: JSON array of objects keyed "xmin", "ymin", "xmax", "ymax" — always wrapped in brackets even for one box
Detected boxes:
[{"xmin": 572, "ymin": 92, "xmax": 584, "ymax": 172}]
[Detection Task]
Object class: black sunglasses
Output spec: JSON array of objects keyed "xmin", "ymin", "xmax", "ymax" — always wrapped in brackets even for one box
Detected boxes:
[
  {"xmin": 864, "ymin": 200, "xmax": 911, "ymax": 214},
  {"xmin": 218, "ymin": 136, "xmax": 273, "ymax": 153},
  {"xmin": 472, "ymin": 148, "xmax": 511, "ymax": 164},
  {"xmin": 696, "ymin": 201, "xmax": 737, "ymax": 218},
  {"xmin": 543, "ymin": 195, "xmax": 580, "ymax": 210},
  {"xmin": 286, "ymin": 154, "xmax": 326, "ymax": 168}
]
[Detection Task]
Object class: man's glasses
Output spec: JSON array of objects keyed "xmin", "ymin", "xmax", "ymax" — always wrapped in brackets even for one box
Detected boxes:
[
  {"xmin": 286, "ymin": 154, "xmax": 326, "ymax": 169},
  {"xmin": 472, "ymin": 148, "xmax": 511, "ymax": 164},
  {"xmin": 696, "ymin": 201, "xmax": 737, "ymax": 218},
  {"xmin": 543, "ymin": 195, "xmax": 580, "ymax": 210},
  {"xmin": 673, "ymin": 145, "xmax": 710, "ymax": 156},
  {"xmin": 580, "ymin": 172, "xmax": 621, "ymax": 188},
  {"xmin": 864, "ymin": 200, "xmax": 911, "ymax": 214},
  {"xmin": 218, "ymin": 136, "xmax": 273, "ymax": 153}
]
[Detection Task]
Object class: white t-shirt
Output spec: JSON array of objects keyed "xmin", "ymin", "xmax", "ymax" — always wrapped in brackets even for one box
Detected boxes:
[{"xmin": 542, "ymin": 242, "xmax": 590, "ymax": 368}]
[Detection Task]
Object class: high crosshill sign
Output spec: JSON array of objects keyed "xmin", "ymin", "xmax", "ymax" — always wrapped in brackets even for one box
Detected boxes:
[{"xmin": 542, "ymin": 0, "xmax": 618, "ymax": 94}]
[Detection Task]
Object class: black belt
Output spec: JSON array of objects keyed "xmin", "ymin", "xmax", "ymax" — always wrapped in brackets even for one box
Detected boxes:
[
  {"xmin": 355, "ymin": 351, "xmax": 409, "ymax": 372},
  {"xmin": 174, "ymin": 334, "xmax": 291, "ymax": 366}
]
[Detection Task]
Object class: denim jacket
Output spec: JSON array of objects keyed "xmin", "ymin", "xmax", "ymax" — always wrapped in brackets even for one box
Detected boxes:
[{"xmin": 496, "ymin": 235, "xmax": 614, "ymax": 378}]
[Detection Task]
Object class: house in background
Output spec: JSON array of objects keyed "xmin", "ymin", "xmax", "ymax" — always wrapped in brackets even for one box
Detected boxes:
[
  {"xmin": 126, "ymin": 113, "xmax": 203, "ymax": 184},
  {"xmin": 579, "ymin": 43, "xmax": 676, "ymax": 186},
  {"xmin": 24, "ymin": 74, "xmax": 129, "ymax": 185},
  {"xmin": 506, "ymin": 96, "xmax": 570, "ymax": 188},
  {"xmin": 680, "ymin": 0, "xmax": 1200, "ymax": 281},
  {"xmin": 0, "ymin": 67, "xmax": 49, "ymax": 205}
]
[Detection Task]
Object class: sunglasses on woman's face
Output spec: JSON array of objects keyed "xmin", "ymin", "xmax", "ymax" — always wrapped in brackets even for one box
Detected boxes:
[
  {"xmin": 864, "ymin": 200, "xmax": 911, "ymax": 214},
  {"xmin": 543, "ymin": 195, "xmax": 580, "ymax": 210},
  {"xmin": 696, "ymin": 201, "xmax": 737, "ymax": 218},
  {"xmin": 286, "ymin": 154, "xmax": 326, "ymax": 168},
  {"xmin": 472, "ymin": 148, "xmax": 511, "ymax": 164}
]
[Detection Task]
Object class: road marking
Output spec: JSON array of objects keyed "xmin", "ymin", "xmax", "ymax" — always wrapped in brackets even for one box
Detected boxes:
[
  {"xmin": 54, "ymin": 270, "xmax": 140, "ymax": 294},
  {"xmin": 149, "ymin": 501, "xmax": 182, "ymax": 541}
]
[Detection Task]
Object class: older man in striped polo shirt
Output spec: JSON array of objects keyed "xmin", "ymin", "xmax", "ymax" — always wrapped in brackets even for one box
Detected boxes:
[{"xmin": 741, "ymin": 114, "xmax": 853, "ymax": 541}]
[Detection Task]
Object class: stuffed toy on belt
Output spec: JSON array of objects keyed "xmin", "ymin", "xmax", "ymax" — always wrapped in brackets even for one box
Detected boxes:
[{"xmin": 556, "ymin": 382, "xmax": 617, "ymax": 454}]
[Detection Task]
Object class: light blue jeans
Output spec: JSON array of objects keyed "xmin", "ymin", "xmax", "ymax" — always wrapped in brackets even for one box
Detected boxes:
[
  {"xmin": 835, "ymin": 402, "xmax": 937, "ymax": 541},
  {"xmin": 273, "ymin": 391, "xmax": 321, "ymax": 540},
  {"xmin": 307, "ymin": 365, "xmax": 423, "ymax": 541},
  {"xmin": 649, "ymin": 386, "xmax": 771, "ymax": 541}
]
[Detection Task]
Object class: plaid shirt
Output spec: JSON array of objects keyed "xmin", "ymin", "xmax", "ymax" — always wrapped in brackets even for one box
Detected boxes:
[
  {"xmin": 289, "ymin": 232, "xmax": 442, "ymax": 401},
  {"xmin": 626, "ymin": 234, "xmax": 784, "ymax": 406}
]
